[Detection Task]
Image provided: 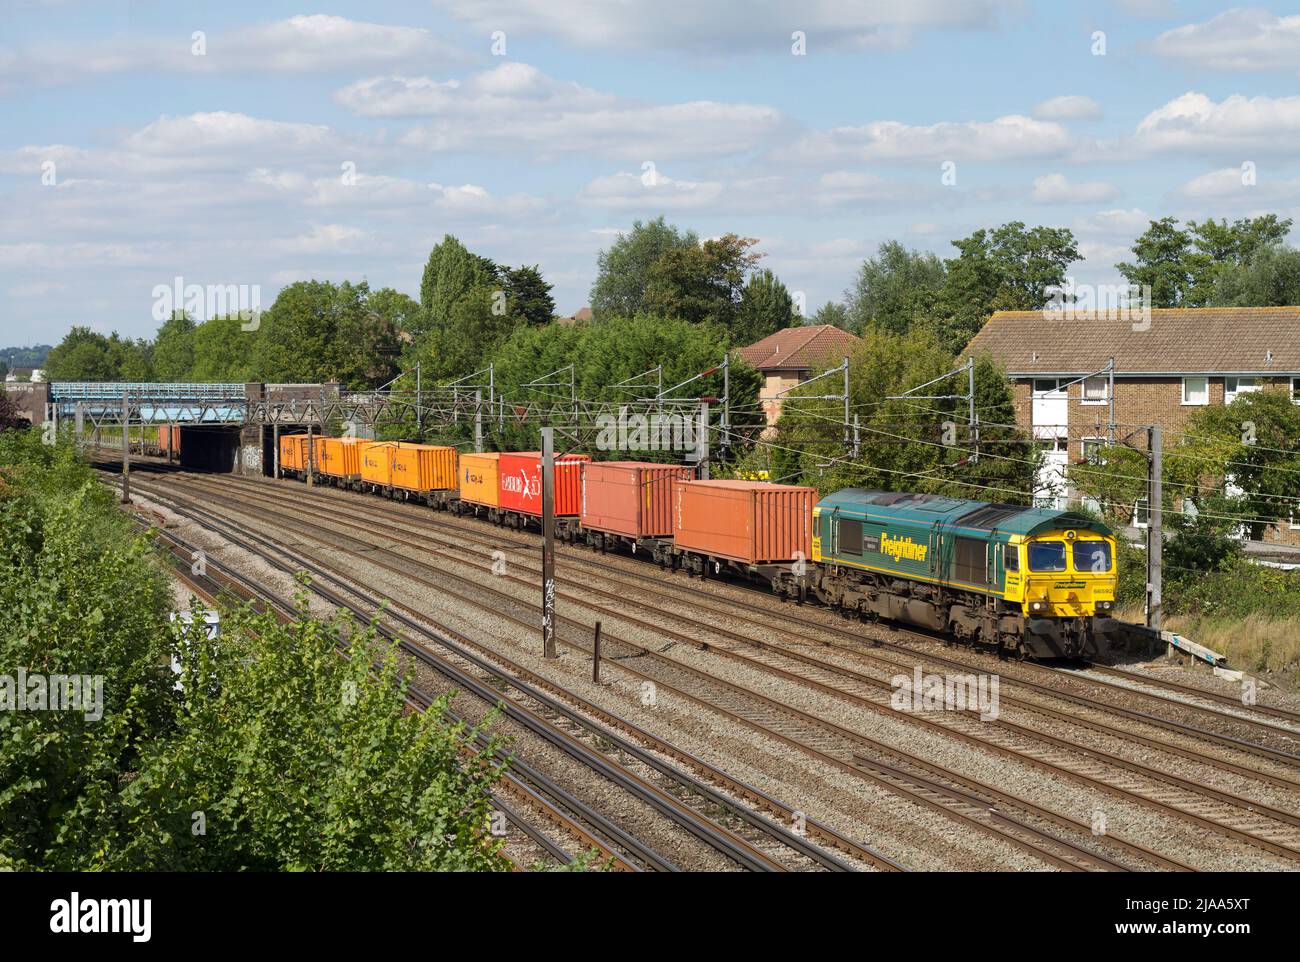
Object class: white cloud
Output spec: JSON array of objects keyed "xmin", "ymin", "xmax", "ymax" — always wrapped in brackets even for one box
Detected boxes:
[
  {"xmin": 577, "ymin": 171, "xmax": 725, "ymax": 210},
  {"xmin": 1132, "ymin": 91, "xmax": 1300, "ymax": 154},
  {"xmin": 339, "ymin": 63, "xmax": 787, "ymax": 161},
  {"xmin": 429, "ymin": 0, "xmax": 1015, "ymax": 52},
  {"xmin": 1175, "ymin": 166, "xmax": 1300, "ymax": 204},
  {"xmin": 784, "ymin": 113, "xmax": 1071, "ymax": 164},
  {"xmin": 1153, "ymin": 9, "xmax": 1300, "ymax": 72},
  {"xmin": 811, "ymin": 171, "xmax": 935, "ymax": 206},
  {"xmin": 1072, "ymin": 208, "xmax": 1152, "ymax": 235},
  {"xmin": 1031, "ymin": 173, "xmax": 1119, "ymax": 204},
  {"xmin": 0, "ymin": 15, "xmax": 470, "ymax": 92},
  {"xmin": 1032, "ymin": 95, "xmax": 1101, "ymax": 121}
]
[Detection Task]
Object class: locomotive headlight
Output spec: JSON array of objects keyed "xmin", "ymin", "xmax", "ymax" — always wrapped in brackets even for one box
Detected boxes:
[
  {"xmin": 1096, "ymin": 600, "xmax": 1114, "ymax": 611},
  {"xmin": 1029, "ymin": 600, "xmax": 1048, "ymax": 613}
]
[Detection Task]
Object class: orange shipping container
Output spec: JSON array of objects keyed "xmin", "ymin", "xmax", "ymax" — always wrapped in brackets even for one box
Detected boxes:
[
  {"xmin": 359, "ymin": 441, "xmax": 395, "ymax": 487},
  {"xmin": 673, "ymin": 479, "xmax": 817, "ymax": 565},
  {"xmin": 318, "ymin": 437, "xmax": 363, "ymax": 479},
  {"xmin": 499, "ymin": 452, "xmax": 590, "ymax": 517},
  {"xmin": 458, "ymin": 452, "xmax": 501, "ymax": 508},
  {"xmin": 581, "ymin": 461, "xmax": 692, "ymax": 539},
  {"xmin": 389, "ymin": 443, "xmax": 458, "ymax": 493},
  {"xmin": 279, "ymin": 434, "xmax": 309, "ymax": 473}
]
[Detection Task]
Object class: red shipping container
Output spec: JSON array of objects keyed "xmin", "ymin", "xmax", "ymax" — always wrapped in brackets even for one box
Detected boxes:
[
  {"xmin": 673, "ymin": 479, "xmax": 817, "ymax": 564},
  {"xmin": 498, "ymin": 451, "xmax": 591, "ymax": 517},
  {"xmin": 581, "ymin": 461, "xmax": 692, "ymax": 538}
]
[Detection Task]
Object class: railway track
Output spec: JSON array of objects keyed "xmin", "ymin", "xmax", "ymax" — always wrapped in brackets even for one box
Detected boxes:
[
  {"xmin": 112, "ymin": 465, "xmax": 1254, "ymax": 870},
  {"xmin": 117, "ymin": 471, "xmax": 890, "ymax": 872}
]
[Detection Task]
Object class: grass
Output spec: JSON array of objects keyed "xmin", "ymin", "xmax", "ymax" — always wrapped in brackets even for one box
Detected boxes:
[{"xmin": 1118, "ymin": 604, "xmax": 1300, "ymax": 690}]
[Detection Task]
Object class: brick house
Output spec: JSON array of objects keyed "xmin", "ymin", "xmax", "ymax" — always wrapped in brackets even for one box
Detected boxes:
[
  {"xmin": 966, "ymin": 306, "xmax": 1300, "ymax": 547},
  {"xmin": 735, "ymin": 324, "xmax": 861, "ymax": 426}
]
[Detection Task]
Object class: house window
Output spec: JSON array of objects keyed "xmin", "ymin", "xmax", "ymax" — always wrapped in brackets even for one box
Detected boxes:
[
  {"xmin": 1081, "ymin": 376, "xmax": 1108, "ymax": 404},
  {"xmin": 1134, "ymin": 497, "xmax": 1149, "ymax": 528},
  {"xmin": 1225, "ymin": 377, "xmax": 1261, "ymax": 403},
  {"xmin": 1181, "ymin": 377, "xmax": 1209, "ymax": 406},
  {"xmin": 1081, "ymin": 438, "xmax": 1104, "ymax": 465},
  {"xmin": 1290, "ymin": 512, "xmax": 1299, "ymax": 531},
  {"xmin": 1291, "ymin": 377, "xmax": 1300, "ymax": 404}
]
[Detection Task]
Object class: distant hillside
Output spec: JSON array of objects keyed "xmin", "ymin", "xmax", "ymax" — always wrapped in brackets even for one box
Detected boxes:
[{"xmin": 1, "ymin": 345, "xmax": 53, "ymax": 368}]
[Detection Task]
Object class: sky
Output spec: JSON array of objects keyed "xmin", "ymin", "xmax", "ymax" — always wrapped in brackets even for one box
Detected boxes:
[{"xmin": 2, "ymin": 1, "xmax": 1299, "ymax": 345}]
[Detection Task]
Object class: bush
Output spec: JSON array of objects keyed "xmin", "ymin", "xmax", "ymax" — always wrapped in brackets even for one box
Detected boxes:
[{"xmin": 0, "ymin": 429, "xmax": 509, "ymax": 871}]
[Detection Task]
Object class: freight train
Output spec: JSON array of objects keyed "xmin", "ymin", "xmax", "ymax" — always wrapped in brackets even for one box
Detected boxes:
[{"xmin": 275, "ymin": 434, "xmax": 1119, "ymax": 660}]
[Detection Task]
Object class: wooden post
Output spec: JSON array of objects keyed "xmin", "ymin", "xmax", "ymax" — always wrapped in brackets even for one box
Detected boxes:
[
  {"xmin": 541, "ymin": 427, "xmax": 556, "ymax": 659},
  {"xmin": 592, "ymin": 621, "xmax": 602, "ymax": 683}
]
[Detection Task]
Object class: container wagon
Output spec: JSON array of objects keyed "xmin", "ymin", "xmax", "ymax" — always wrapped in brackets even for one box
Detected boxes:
[
  {"xmin": 672, "ymin": 479, "xmax": 818, "ymax": 585},
  {"xmin": 317, "ymin": 437, "xmax": 364, "ymax": 486},
  {"xmin": 580, "ymin": 461, "xmax": 692, "ymax": 557},
  {"xmin": 278, "ymin": 433, "xmax": 311, "ymax": 478},
  {"xmin": 389, "ymin": 443, "xmax": 458, "ymax": 505},
  {"xmin": 455, "ymin": 452, "xmax": 502, "ymax": 517},
  {"xmin": 497, "ymin": 451, "xmax": 590, "ymax": 534}
]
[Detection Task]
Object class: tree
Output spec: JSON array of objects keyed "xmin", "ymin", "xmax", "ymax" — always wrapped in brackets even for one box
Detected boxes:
[
  {"xmin": 1118, "ymin": 215, "xmax": 1294, "ymax": 307},
  {"xmin": 1211, "ymin": 245, "xmax": 1300, "ymax": 307},
  {"xmin": 846, "ymin": 240, "xmax": 946, "ymax": 335},
  {"xmin": 188, "ymin": 316, "xmax": 257, "ymax": 382},
  {"xmin": 771, "ymin": 328, "xmax": 1035, "ymax": 499},
  {"xmin": 922, "ymin": 222, "xmax": 1080, "ymax": 354},
  {"xmin": 0, "ymin": 430, "xmax": 510, "ymax": 871},
  {"xmin": 642, "ymin": 233, "xmax": 762, "ymax": 327},
  {"xmin": 733, "ymin": 269, "xmax": 797, "ymax": 345},
  {"xmin": 412, "ymin": 285, "xmax": 520, "ymax": 382},
  {"xmin": 503, "ymin": 265, "xmax": 556, "ymax": 326},
  {"xmin": 590, "ymin": 217, "xmax": 699, "ymax": 320},
  {"xmin": 0, "ymin": 394, "xmax": 28, "ymax": 431},
  {"xmin": 812, "ymin": 301, "xmax": 851, "ymax": 330},
  {"xmin": 152, "ymin": 312, "xmax": 196, "ymax": 381},
  {"xmin": 418, "ymin": 235, "xmax": 498, "ymax": 333},
  {"xmin": 43, "ymin": 327, "xmax": 116, "ymax": 381},
  {"xmin": 254, "ymin": 281, "xmax": 400, "ymax": 388}
]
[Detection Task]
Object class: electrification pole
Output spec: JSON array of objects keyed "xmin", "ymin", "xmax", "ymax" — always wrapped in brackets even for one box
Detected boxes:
[
  {"xmin": 541, "ymin": 427, "xmax": 557, "ymax": 659},
  {"xmin": 1147, "ymin": 425, "xmax": 1163, "ymax": 631},
  {"xmin": 474, "ymin": 388, "xmax": 483, "ymax": 453},
  {"xmin": 121, "ymin": 389, "xmax": 130, "ymax": 504}
]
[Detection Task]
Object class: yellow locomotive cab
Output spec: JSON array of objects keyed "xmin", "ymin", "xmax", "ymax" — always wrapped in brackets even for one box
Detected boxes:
[{"xmin": 1010, "ymin": 529, "xmax": 1117, "ymax": 619}]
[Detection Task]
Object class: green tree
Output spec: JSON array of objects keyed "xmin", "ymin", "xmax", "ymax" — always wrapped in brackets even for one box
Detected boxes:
[
  {"xmin": 733, "ymin": 269, "xmax": 797, "ymax": 346},
  {"xmin": 927, "ymin": 222, "xmax": 1079, "ymax": 353},
  {"xmin": 152, "ymin": 312, "xmax": 196, "ymax": 381},
  {"xmin": 189, "ymin": 316, "xmax": 257, "ymax": 382},
  {"xmin": 503, "ymin": 265, "xmax": 556, "ymax": 326},
  {"xmin": 42, "ymin": 327, "xmax": 116, "ymax": 381},
  {"xmin": 0, "ymin": 430, "xmax": 510, "ymax": 871},
  {"xmin": 1116, "ymin": 216, "xmax": 1193, "ymax": 308},
  {"xmin": 846, "ymin": 240, "xmax": 946, "ymax": 335},
  {"xmin": 642, "ymin": 233, "xmax": 762, "ymax": 327},
  {"xmin": 1211, "ymin": 245, "xmax": 1300, "ymax": 307},
  {"xmin": 419, "ymin": 235, "xmax": 497, "ymax": 333},
  {"xmin": 771, "ymin": 328, "xmax": 1035, "ymax": 498},
  {"xmin": 811, "ymin": 301, "xmax": 851, "ymax": 330},
  {"xmin": 1118, "ymin": 215, "xmax": 1293, "ymax": 307},
  {"xmin": 590, "ymin": 217, "xmax": 699, "ymax": 320},
  {"xmin": 254, "ymin": 281, "xmax": 400, "ymax": 388}
]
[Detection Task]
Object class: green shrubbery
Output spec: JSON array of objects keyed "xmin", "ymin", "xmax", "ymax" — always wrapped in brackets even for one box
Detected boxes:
[{"xmin": 0, "ymin": 429, "xmax": 508, "ymax": 870}]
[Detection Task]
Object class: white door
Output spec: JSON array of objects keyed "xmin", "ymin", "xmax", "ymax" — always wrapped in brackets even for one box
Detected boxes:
[
  {"xmin": 1035, "ymin": 439, "xmax": 1069, "ymax": 510},
  {"xmin": 1031, "ymin": 378, "xmax": 1068, "ymax": 440}
]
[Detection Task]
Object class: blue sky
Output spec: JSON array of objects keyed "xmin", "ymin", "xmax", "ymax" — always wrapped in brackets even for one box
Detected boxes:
[{"xmin": 2, "ymin": 1, "xmax": 1299, "ymax": 345}]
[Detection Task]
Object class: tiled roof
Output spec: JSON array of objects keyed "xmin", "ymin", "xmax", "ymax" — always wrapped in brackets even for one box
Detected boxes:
[
  {"xmin": 735, "ymin": 324, "xmax": 860, "ymax": 372},
  {"xmin": 966, "ymin": 307, "xmax": 1300, "ymax": 375}
]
